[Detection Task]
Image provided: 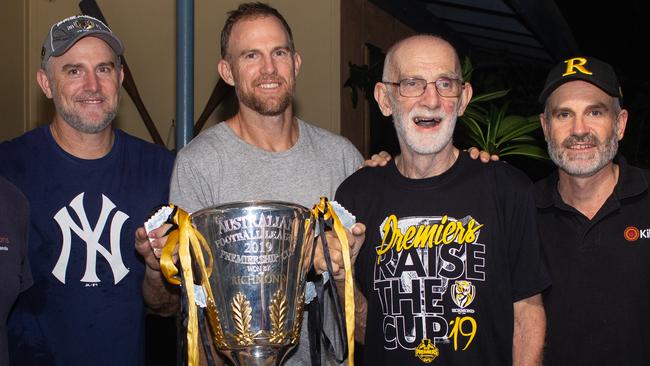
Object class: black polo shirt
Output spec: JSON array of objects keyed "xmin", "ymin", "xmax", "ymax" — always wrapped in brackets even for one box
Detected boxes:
[{"xmin": 534, "ymin": 154, "xmax": 650, "ymax": 366}]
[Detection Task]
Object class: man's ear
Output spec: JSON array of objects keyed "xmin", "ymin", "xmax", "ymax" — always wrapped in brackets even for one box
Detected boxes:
[
  {"xmin": 456, "ymin": 82, "xmax": 474, "ymax": 116},
  {"xmin": 539, "ymin": 112, "xmax": 550, "ymax": 142},
  {"xmin": 217, "ymin": 59, "xmax": 235, "ymax": 86},
  {"xmin": 118, "ymin": 65, "xmax": 125, "ymax": 86},
  {"xmin": 616, "ymin": 108, "xmax": 629, "ymax": 141},
  {"xmin": 374, "ymin": 82, "xmax": 393, "ymax": 117},
  {"xmin": 36, "ymin": 69, "xmax": 53, "ymax": 99},
  {"xmin": 293, "ymin": 51, "xmax": 302, "ymax": 77}
]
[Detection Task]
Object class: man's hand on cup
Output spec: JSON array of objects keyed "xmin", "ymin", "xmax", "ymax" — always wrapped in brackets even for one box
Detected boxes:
[
  {"xmin": 313, "ymin": 223, "xmax": 366, "ymax": 281},
  {"xmin": 135, "ymin": 223, "xmax": 174, "ymax": 271}
]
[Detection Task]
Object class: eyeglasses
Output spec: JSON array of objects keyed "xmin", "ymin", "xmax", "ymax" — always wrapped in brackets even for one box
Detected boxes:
[{"xmin": 383, "ymin": 77, "xmax": 464, "ymax": 98}]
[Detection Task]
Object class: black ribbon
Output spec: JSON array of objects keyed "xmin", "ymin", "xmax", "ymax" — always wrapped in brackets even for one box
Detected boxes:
[{"xmin": 307, "ymin": 205, "xmax": 350, "ymax": 365}]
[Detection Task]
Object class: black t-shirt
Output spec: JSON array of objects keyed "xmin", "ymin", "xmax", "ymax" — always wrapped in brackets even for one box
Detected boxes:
[
  {"xmin": 336, "ymin": 152, "xmax": 550, "ymax": 366},
  {"xmin": 535, "ymin": 154, "xmax": 650, "ymax": 365},
  {"xmin": 0, "ymin": 176, "xmax": 31, "ymax": 366}
]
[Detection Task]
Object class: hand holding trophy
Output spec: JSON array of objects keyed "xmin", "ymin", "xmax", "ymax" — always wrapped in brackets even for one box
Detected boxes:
[{"xmin": 156, "ymin": 199, "xmax": 354, "ymax": 366}]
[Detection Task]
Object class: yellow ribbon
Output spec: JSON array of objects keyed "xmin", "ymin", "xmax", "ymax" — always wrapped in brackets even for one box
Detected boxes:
[
  {"xmin": 159, "ymin": 205, "xmax": 214, "ymax": 366},
  {"xmin": 159, "ymin": 200, "xmax": 354, "ymax": 365},
  {"xmin": 311, "ymin": 198, "xmax": 355, "ymax": 366}
]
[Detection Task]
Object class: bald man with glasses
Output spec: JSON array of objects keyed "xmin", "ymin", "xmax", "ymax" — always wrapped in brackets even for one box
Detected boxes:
[{"xmin": 329, "ymin": 35, "xmax": 550, "ymax": 366}]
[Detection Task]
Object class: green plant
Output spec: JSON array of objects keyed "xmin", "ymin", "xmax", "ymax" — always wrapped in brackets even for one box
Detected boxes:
[
  {"xmin": 343, "ymin": 61, "xmax": 382, "ymax": 108},
  {"xmin": 459, "ymin": 57, "xmax": 548, "ymax": 160},
  {"xmin": 459, "ymin": 91, "xmax": 548, "ymax": 160}
]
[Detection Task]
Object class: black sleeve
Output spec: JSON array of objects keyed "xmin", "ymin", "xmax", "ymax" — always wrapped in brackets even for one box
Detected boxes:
[
  {"xmin": 334, "ymin": 172, "xmax": 372, "ymax": 296},
  {"xmin": 507, "ymin": 183, "xmax": 551, "ymax": 302}
]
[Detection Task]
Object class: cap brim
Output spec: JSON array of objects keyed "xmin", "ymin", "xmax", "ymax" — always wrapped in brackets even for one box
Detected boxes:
[
  {"xmin": 538, "ymin": 75, "xmax": 619, "ymax": 104},
  {"xmin": 51, "ymin": 31, "xmax": 124, "ymax": 58}
]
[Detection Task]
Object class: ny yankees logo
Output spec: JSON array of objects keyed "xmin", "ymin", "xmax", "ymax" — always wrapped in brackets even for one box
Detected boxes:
[{"xmin": 52, "ymin": 193, "xmax": 130, "ymax": 284}]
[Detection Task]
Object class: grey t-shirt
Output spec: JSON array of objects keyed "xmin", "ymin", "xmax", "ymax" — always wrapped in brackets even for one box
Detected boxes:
[
  {"xmin": 170, "ymin": 119, "xmax": 363, "ymax": 365},
  {"xmin": 171, "ymin": 119, "xmax": 362, "ymax": 212}
]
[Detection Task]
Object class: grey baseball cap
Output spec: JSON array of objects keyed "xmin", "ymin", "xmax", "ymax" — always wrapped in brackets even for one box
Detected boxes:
[{"xmin": 41, "ymin": 15, "xmax": 124, "ymax": 69}]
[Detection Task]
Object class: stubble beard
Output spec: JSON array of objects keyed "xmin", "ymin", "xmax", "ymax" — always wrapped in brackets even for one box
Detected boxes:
[
  {"xmin": 52, "ymin": 85, "xmax": 118, "ymax": 134},
  {"xmin": 235, "ymin": 70, "xmax": 294, "ymax": 117},
  {"xmin": 547, "ymin": 126, "xmax": 619, "ymax": 177},
  {"xmin": 237, "ymin": 87, "xmax": 293, "ymax": 116}
]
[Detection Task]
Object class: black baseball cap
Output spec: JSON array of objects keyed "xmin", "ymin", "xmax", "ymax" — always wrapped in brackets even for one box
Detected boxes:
[
  {"xmin": 538, "ymin": 56, "xmax": 622, "ymax": 103},
  {"xmin": 41, "ymin": 15, "xmax": 124, "ymax": 69}
]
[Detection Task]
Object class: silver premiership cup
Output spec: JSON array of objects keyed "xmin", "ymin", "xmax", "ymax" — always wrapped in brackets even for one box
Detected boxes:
[{"xmin": 191, "ymin": 201, "xmax": 315, "ymax": 366}]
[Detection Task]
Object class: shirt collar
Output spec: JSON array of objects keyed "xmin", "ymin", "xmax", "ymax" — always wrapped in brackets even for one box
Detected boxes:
[{"xmin": 534, "ymin": 153, "xmax": 648, "ymax": 209}]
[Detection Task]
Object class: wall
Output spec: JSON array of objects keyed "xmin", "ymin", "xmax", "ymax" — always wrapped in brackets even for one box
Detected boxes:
[
  {"xmin": 0, "ymin": 0, "xmax": 28, "ymax": 140},
  {"xmin": 0, "ymin": 0, "xmax": 341, "ymax": 149},
  {"xmin": 340, "ymin": 0, "xmax": 415, "ymax": 156}
]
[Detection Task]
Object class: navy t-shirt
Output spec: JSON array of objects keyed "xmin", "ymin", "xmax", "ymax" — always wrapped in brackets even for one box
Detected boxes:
[
  {"xmin": 0, "ymin": 176, "xmax": 32, "ymax": 366},
  {"xmin": 336, "ymin": 152, "xmax": 550, "ymax": 366},
  {"xmin": 0, "ymin": 126, "xmax": 174, "ymax": 366}
]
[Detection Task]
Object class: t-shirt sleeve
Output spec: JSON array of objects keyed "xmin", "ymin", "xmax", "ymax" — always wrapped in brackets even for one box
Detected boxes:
[
  {"xmin": 328, "ymin": 132, "xmax": 363, "ymax": 180},
  {"xmin": 344, "ymin": 143, "xmax": 364, "ymax": 178},
  {"xmin": 507, "ymin": 184, "xmax": 551, "ymax": 302},
  {"xmin": 334, "ymin": 176, "xmax": 356, "ymax": 216},
  {"xmin": 169, "ymin": 151, "xmax": 216, "ymax": 213},
  {"xmin": 335, "ymin": 173, "xmax": 371, "ymax": 296}
]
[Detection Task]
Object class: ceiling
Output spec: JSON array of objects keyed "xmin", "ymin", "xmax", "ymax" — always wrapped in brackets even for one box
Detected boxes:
[{"xmin": 369, "ymin": 0, "xmax": 579, "ymax": 66}]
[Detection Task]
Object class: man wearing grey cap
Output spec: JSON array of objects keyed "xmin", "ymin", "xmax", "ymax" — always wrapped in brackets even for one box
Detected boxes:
[
  {"xmin": 534, "ymin": 56, "xmax": 650, "ymax": 365},
  {"xmin": 0, "ymin": 15, "xmax": 174, "ymax": 365}
]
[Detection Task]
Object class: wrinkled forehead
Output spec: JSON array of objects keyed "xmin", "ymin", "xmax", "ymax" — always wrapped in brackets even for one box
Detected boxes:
[{"xmin": 389, "ymin": 38, "xmax": 461, "ymax": 80}]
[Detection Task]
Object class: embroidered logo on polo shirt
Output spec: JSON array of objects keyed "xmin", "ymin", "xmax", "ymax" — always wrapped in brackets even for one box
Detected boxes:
[{"xmin": 623, "ymin": 226, "xmax": 650, "ymax": 242}]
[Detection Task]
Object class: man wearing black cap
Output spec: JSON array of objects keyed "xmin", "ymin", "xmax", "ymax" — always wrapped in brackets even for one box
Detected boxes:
[
  {"xmin": 368, "ymin": 55, "xmax": 650, "ymax": 364},
  {"xmin": 535, "ymin": 56, "xmax": 650, "ymax": 365},
  {"xmin": 0, "ymin": 15, "xmax": 174, "ymax": 365}
]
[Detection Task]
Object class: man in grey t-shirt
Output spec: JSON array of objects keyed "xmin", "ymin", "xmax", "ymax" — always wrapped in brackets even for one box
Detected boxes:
[{"xmin": 140, "ymin": 3, "xmax": 365, "ymax": 365}]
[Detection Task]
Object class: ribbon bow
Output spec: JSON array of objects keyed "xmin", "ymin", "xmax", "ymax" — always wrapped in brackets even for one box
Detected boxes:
[{"xmin": 159, "ymin": 205, "xmax": 214, "ymax": 366}]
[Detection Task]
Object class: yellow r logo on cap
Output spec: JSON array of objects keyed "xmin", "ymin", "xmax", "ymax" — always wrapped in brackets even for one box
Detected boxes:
[{"xmin": 563, "ymin": 57, "xmax": 593, "ymax": 77}]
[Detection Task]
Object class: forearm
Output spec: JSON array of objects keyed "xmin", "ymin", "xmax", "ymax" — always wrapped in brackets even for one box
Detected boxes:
[
  {"xmin": 512, "ymin": 294, "xmax": 545, "ymax": 366},
  {"xmin": 143, "ymin": 267, "xmax": 180, "ymax": 316},
  {"xmin": 334, "ymin": 279, "xmax": 368, "ymax": 343}
]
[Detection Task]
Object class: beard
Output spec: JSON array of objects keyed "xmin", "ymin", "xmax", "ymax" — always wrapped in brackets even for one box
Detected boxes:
[
  {"xmin": 236, "ymin": 75, "xmax": 293, "ymax": 116},
  {"xmin": 391, "ymin": 97, "xmax": 457, "ymax": 155},
  {"xmin": 52, "ymin": 87, "xmax": 118, "ymax": 134},
  {"xmin": 547, "ymin": 126, "xmax": 619, "ymax": 177}
]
